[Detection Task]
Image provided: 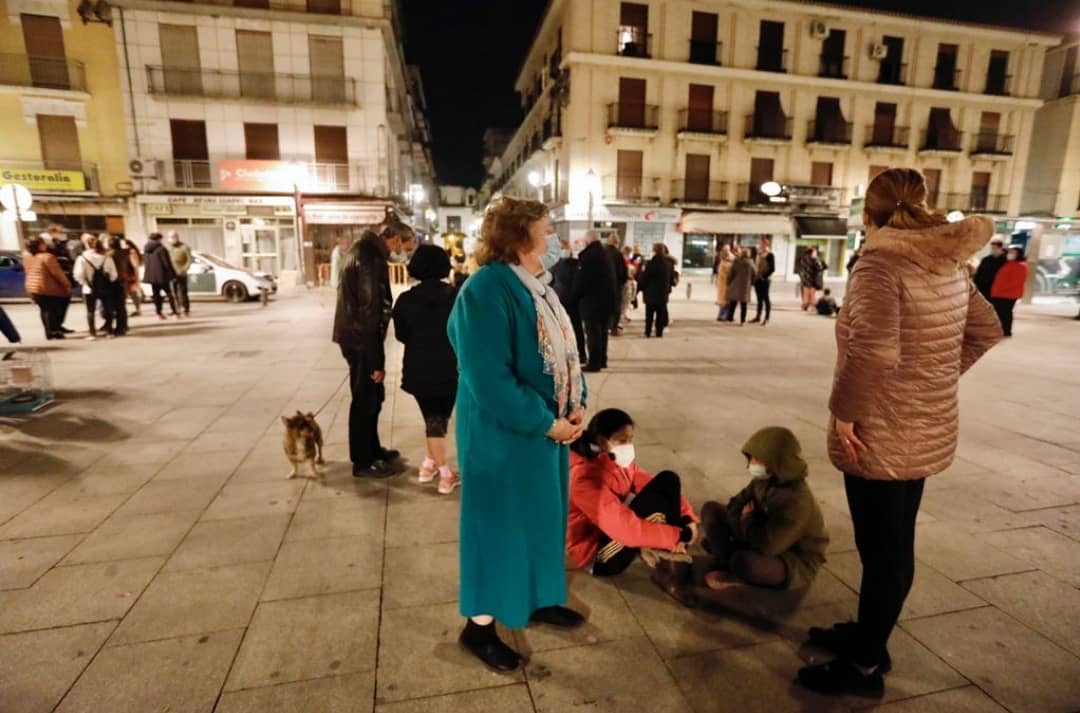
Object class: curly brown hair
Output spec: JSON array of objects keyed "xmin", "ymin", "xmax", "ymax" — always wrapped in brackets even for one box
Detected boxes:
[{"xmin": 476, "ymin": 195, "xmax": 548, "ymax": 266}]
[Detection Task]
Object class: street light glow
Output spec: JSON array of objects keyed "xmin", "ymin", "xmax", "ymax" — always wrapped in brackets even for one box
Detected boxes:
[
  {"xmin": 946, "ymin": 210, "xmax": 965, "ymax": 223},
  {"xmin": 527, "ymin": 171, "xmax": 542, "ymax": 187},
  {"xmin": 760, "ymin": 181, "xmax": 782, "ymax": 197}
]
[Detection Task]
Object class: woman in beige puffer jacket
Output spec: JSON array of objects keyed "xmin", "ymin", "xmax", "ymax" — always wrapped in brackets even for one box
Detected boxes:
[{"xmin": 798, "ymin": 168, "xmax": 1003, "ymax": 698}]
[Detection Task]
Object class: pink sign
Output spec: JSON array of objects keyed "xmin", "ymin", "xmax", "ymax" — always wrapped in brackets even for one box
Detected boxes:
[{"xmin": 217, "ymin": 160, "xmax": 304, "ymax": 192}]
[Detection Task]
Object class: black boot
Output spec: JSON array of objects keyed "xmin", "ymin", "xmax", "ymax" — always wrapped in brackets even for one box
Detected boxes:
[
  {"xmin": 459, "ymin": 619, "xmax": 523, "ymax": 672},
  {"xmin": 529, "ymin": 605, "xmax": 585, "ymax": 629},
  {"xmin": 797, "ymin": 659, "xmax": 884, "ymax": 698},
  {"xmin": 806, "ymin": 621, "xmax": 892, "ymax": 673}
]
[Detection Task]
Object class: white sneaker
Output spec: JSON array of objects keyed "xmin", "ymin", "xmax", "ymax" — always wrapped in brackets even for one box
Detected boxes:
[{"xmin": 85, "ymin": 335, "xmax": 96, "ymax": 341}]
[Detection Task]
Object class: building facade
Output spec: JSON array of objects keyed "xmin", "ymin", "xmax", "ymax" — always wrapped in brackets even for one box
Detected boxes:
[
  {"xmin": 112, "ymin": 0, "xmax": 433, "ymax": 284},
  {"xmin": 0, "ymin": 0, "xmax": 130, "ymax": 249},
  {"xmin": 490, "ymin": 0, "xmax": 1060, "ymax": 279}
]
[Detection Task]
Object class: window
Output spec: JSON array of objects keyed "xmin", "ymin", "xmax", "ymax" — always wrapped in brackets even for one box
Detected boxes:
[
  {"xmin": 686, "ymin": 84, "xmax": 714, "ymax": 132},
  {"xmin": 934, "ymin": 43, "xmax": 959, "ymax": 90},
  {"xmin": 1060, "ymin": 46, "xmax": 1078, "ymax": 98},
  {"xmin": 812, "ymin": 97, "xmax": 848, "ymax": 143},
  {"xmin": 878, "ymin": 36, "xmax": 905, "ymax": 85},
  {"xmin": 244, "ymin": 123, "xmax": 280, "ymax": 160},
  {"xmin": 870, "ymin": 102, "xmax": 898, "ymax": 145},
  {"xmin": 617, "ymin": 77, "xmax": 647, "ymax": 127},
  {"xmin": 306, "ymin": 0, "xmax": 341, "ymax": 14},
  {"xmin": 159, "ymin": 24, "xmax": 201, "ymax": 94},
  {"xmin": 616, "ymin": 149, "xmax": 644, "ymax": 200},
  {"xmin": 689, "ymin": 11, "xmax": 719, "ymax": 65},
  {"xmin": 684, "ymin": 154, "xmax": 710, "ymax": 202},
  {"xmin": 869, "ymin": 164, "xmax": 888, "ymax": 183},
  {"xmin": 314, "ymin": 125, "xmax": 348, "ymax": 188},
  {"xmin": 811, "ymin": 161, "xmax": 833, "ymax": 186},
  {"xmin": 236, "ymin": 30, "xmax": 274, "ymax": 99},
  {"xmin": 985, "ymin": 50, "xmax": 1009, "ymax": 95},
  {"xmin": 308, "ymin": 35, "xmax": 345, "ymax": 103},
  {"xmin": 170, "ymin": 119, "xmax": 210, "ymax": 187},
  {"xmin": 820, "ymin": 29, "xmax": 846, "ymax": 78},
  {"xmin": 756, "ymin": 20, "xmax": 785, "ymax": 72},
  {"xmin": 976, "ymin": 112, "xmax": 1001, "ymax": 152},
  {"xmin": 618, "ymin": 3, "xmax": 649, "ymax": 58},
  {"xmin": 923, "ymin": 168, "xmax": 942, "ymax": 208},
  {"xmin": 21, "ymin": 14, "xmax": 70, "ymax": 89},
  {"xmin": 748, "ymin": 157, "xmax": 774, "ymax": 204},
  {"xmin": 926, "ymin": 108, "xmax": 959, "ymax": 150},
  {"xmin": 970, "ymin": 171, "xmax": 991, "ymax": 210},
  {"xmin": 749, "ymin": 91, "xmax": 787, "ymax": 139},
  {"xmin": 37, "ymin": 115, "xmax": 81, "ymax": 169}
]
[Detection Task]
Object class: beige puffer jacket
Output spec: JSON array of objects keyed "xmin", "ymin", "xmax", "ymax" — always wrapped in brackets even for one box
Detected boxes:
[{"xmin": 828, "ymin": 216, "xmax": 1003, "ymax": 480}]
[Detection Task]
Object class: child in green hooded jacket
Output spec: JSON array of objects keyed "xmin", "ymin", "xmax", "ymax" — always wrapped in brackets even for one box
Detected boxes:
[{"xmin": 701, "ymin": 426, "xmax": 828, "ymax": 590}]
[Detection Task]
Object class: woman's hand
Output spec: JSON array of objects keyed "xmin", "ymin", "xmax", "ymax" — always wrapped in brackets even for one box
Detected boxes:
[
  {"xmin": 835, "ymin": 419, "xmax": 868, "ymax": 464},
  {"xmin": 547, "ymin": 418, "xmax": 583, "ymax": 445},
  {"xmin": 567, "ymin": 407, "xmax": 586, "ymax": 428}
]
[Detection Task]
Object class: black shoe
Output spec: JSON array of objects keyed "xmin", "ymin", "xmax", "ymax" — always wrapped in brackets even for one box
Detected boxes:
[
  {"xmin": 378, "ymin": 448, "xmax": 401, "ymax": 462},
  {"xmin": 529, "ymin": 605, "xmax": 585, "ymax": 629},
  {"xmin": 583, "ymin": 365, "xmax": 602, "ymax": 373},
  {"xmin": 749, "ymin": 317, "xmax": 761, "ymax": 323},
  {"xmin": 352, "ymin": 459, "xmax": 400, "ymax": 478},
  {"xmin": 797, "ymin": 659, "xmax": 884, "ymax": 698},
  {"xmin": 459, "ymin": 621, "xmax": 523, "ymax": 672},
  {"xmin": 50, "ymin": 332, "xmax": 66, "ymax": 340},
  {"xmin": 806, "ymin": 622, "xmax": 892, "ymax": 673}
]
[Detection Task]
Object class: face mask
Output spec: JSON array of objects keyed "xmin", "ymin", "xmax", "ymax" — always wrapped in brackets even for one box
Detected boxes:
[
  {"xmin": 539, "ymin": 234, "xmax": 562, "ymax": 272},
  {"xmin": 748, "ymin": 463, "xmax": 768, "ymax": 478},
  {"xmin": 1006, "ymin": 253, "xmax": 1017, "ymax": 261},
  {"xmin": 559, "ymin": 248, "xmax": 571, "ymax": 259},
  {"xmin": 610, "ymin": 443, "xmax": 635, "ymax": 468}
]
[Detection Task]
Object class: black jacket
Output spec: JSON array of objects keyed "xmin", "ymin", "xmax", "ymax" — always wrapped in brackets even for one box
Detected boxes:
[
  {"xmin": 333, "ymin": 233, "xmax": 392, "ymax": 369},
  {"xmin": 756, "ymin": 252, "xmax": 776, "ymax": 281},
  {"xmin": 974, "ymin": 253, "xmax": 1006, "ymax": 298},
  {"xmin": 549, "ymin": 256, "xmax": 579, "ymax": 309},
  {"xmin": 392, "ymin": 279, "xmax": 457, "ymax": 398},
  {"xmin": 606, "ymin": 244, "xmax": 629, "ymax": 288},
  {"xmin": 573, "ymin": 241, "xmax": 617, "ymax": 321},
  {"xmin": 637, "ymin": 255, "xmax": 674, "ymax": 305},
  {"xmin": 141, "ymin": 240, "xmax": 176, "ymax": 284}
]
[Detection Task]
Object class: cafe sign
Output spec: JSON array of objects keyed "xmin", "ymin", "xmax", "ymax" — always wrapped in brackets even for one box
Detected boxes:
[
  {"xmin": 217, "ymin": 160, "xmax": 308, "ymax": 192},
  {"xmin": 0, "ymin": 166, "xmax": 85, "ymax": 192}
]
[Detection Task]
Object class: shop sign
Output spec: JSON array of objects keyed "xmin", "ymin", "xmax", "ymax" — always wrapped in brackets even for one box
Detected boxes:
[
  {"xmin": 0, "ymin": 166, "xmax": 85, "ymax": 192},
  {"xmin": 217, "ymin": 160, "xmax": 306, "ymax": 192},
  {"xmin": 273, "ymin": 205, "xmax": 295, "ymax": 216},
  {"xmin": 141, "ymin": 195, "xmax": 295, "ymax": 209},
  {"xmin": 305, "ymin": 207, "xmax": 386, "ymax": 225},
  {"xmin": 554, "ymin": 205, "xmax": 682, "ymax": 223},
  {"xmin": 144, "ymin": 203, "xmax": 172, "ymax": 216}
]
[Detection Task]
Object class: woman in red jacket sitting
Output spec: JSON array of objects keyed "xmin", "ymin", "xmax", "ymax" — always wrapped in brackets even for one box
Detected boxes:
[
  {"xmin": 567, "ymin": 409, "xmax": 699, "ymax": 578},
  {"xmin": 989, "ymin": 243, "xmax": 1028, "ymax": 337}
]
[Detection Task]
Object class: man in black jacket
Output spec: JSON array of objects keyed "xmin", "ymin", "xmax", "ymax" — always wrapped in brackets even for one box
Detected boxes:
[
  {"xmin": 333, "ymin": 221, "xmax": 413, "ymax": 477},
  {"xmin": 605, "ymin": 234, "xmax": 629, "ymax": 335},
  {"xmin": 549, "ymin": 238, "xmax": 586, "ymax": 363},
  {"xmin": 573, "ymin": 231, "xmax": 617, "ymax": 372},
  {"xmin": 142, "ymin": 233, "xmax": 179, "ymax": 320},
  {"xmin": 973, "ymin": 238, "xmax": 1006, "ymax": 301}
]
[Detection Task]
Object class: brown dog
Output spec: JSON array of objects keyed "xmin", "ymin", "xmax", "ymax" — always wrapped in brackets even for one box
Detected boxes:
[{"xmin": 281, "ymin": 411, "xmax": 325, "ymax": 478}]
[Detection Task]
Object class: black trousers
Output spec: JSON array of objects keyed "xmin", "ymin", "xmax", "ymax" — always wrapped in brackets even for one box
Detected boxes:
[
  {"xmin": 172, "ymin": 276, "xmax": 190, "ymax": 314},
  {"xmin": 845, "ymin": 474, "xmax": 926, "ymax": 666},
  {"xmin": 583, "ymin": 316, "xmax": 609, "ymax": 369},
  {"xmin": 644, "ymin": 301, "xmax": 669, "ymax": 337},
  {"xmin": 753, "ymin": 279, "xmax": 772, "ymax": 321},
  {"xmin": 566, "ymin": 305, "xmax": 586, "ymax": 363},
  {"xmin": 593, "ymin": 470, "xmax": 684, "ymax": 577},
  {"xmin": 110, "ymin": 283, "xmax": 128, "ymax": 335},
  {"xmin": 991, "ymin": 297, "xmax": 1016, "ymax": 336},
  {"xmin": 32, "ymin": 295, "xmax": 67, "ymax": 337},
  {"xmin": 725, "ymin": 301, "xmax": 748, "ymax": 324},
  {"xmin": 83, "ymin": 293, "xmax": 112, "ymax": 336},
  {"xmin": 151, "ymin": 282, "xmax": 178, "ymax": 316},
  {"xmin": 341, "ymin": 347, "xmax": 386, "ymax": 467}
]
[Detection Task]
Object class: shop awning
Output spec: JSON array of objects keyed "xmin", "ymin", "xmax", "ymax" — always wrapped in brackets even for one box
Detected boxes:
[
  {"xmin": 794, "ymin": 216, "xmax": 847, "ymax": 238},
  {"xmin": 679, "ymin": 212, "xmax": 792, "ymax": 235}
]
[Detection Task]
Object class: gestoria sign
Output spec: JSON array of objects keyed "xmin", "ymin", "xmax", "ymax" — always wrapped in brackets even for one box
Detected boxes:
[
  {"xmin": 0, "ymin": 166, "xmax": 86, "ymax": 192},
  {"xmin": 217, "ymin": 160, "xmax": 309, "ymax": 192}
]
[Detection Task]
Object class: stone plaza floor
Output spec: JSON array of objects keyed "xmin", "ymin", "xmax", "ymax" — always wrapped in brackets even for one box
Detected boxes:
[{"xmin": 1, "ymin": 286, "xmax": 1078, "ymax": 713}]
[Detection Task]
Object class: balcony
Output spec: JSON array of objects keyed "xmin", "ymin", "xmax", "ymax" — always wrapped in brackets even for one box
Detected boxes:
[
  {"xmin": 744, "ymin": 113, "xmax": 792, "ymax": 142},
  {"xmin": 877, "ymin": 62, "xmax": 908, "ymax": 86},
  {"xmin": 806, "ymin": 118, "xmax": 853, "ymax": 145},
  {"xmin": 183, "ymin": 0, "xmax": 351, "ymax": 13},
  {"xmin": 0, "ymin": 53, "xmax": 87, "ymax": 92},
  {"xmin": 932, "ymin": 66, "xmax": 962, "ymax": 91},
  {"xmin": 607, "ymin": 103, "xmax": 659, "ymax": 134},
  {"xmin": 1066, "ymin": 73, "xmax": 1080, "ymax": 97},
  {"xmin": 736, "ymin": 182, "xmax": 786, "ymax": 209},
  {"xmin": 755, "ymin": 47, "xmax": 788, "ymax": 73},
  {"xmin": 935, "ymin": 192, "xmax": 1008, "ymax": 213},
  {"xmin": 984, "ymin": 73, "xmax": 1012, "ymax": 96},
  {"xmin": 689, "ymin": 39, "xmax": 722, "ymax": 66},
  {"xmin": 0, "ymin": 160, "xmax": 99, "ymax": 193},
  {"xmin": 171, "ymin": 159, "xmax": 213, "ymax": 189},
  {"xmin": 864, "ymin": 124, "xmax": 910, "ymax": 150},
  {"xmin": 971, "ymin": 132, "xmax": 1015, "ymax": 157},
  {"xmin": 819, "ymin": 55, "xmax": 849, "ymax": 80},
  {"xmin": 671, "ymin": 179, "xmax": 728, "ymax": 206},
  {"xmin": 616, "ymin": 28, "xmax": 651, "ymax": 59},
  {"xmin": 919, "ymin": 129, "xmax": 964, "ymax": 154},
  {"xmin": 541, "ymin": 112, "xmax": 562, "ymax": 149},
  {"xmin": 146, "ymin": 66, "xmax": 357, "ymax": 106},
  {"xmin": 677, "ymin": 109, "xmax": 728, "ymax": 140},
  {"xmin": 602, "ymin": 175, "xmax": 661, "ymax": 203}
]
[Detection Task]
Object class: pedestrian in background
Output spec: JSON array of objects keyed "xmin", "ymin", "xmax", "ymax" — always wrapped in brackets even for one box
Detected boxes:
[
  {"xmin": 167, "ymin": 231, "xmax": 193, "ymax": 317},
  {"xmin": 107, "ymin": 236, "xmax": 131, "ymax": 336},
  {"xmin": 73, "ymin": 235, "xmax": 118, "ymax": 340},
  {"xmin": 714, "ymin": 244, "xmax": 734, "ymax": 321},
  {"xmin": 638, "ymin": 242, "xmax": 674, "ymax": 338},
  {"xmin": 750, "ymin": 238, "xmax": 775, "ymax": 325},
  {"xmin": 122, "ymin": 239, "xmax": 144, "ymax": 316},
  {"xmin": 0, "ymin": 304, "xmax": 20, "ymax": 344},
  {"xmin": 392, "ymin": 244, "xmax": 460, "ymax": 495},
  {"xmin": 990, "ymin": 244, "xmax": 1028, "ymax": 337},
  {"xmin": 798, "ymin": 246, "xmax": 825, "ymax": 310},
  {"xmin": 550, "ymin": 237, "xmax": 586, "ymax": 361},
  {"xmin": 23, "ymin": 236, "xmax": 71, "ymax": 340},
  {"xmin": 605, "ymin": 234, "xmax": 628, "ymax": 336},
  {"xmin": 42, "ymin": 226, "xmax": 74, "ymax": 334},
  {"xmin": 725, "ymin": 247, "xmax": 757, "ymax": 325},
  {"xmin": 142, "ymin": 233, "xmax": 180, "ymax": 320},
  {"xmin": 973, "ymin": 238, "xmax": 1006, "ymax": 302},
  {"xmin": 574, "ymin": 231, "xmax": 617, "ymax": 372}
]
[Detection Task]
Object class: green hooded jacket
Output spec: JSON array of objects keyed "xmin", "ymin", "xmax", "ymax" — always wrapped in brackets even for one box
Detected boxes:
[{"xmin": 725, "ymin": 427, "xmax": 829, "ymax": 589}]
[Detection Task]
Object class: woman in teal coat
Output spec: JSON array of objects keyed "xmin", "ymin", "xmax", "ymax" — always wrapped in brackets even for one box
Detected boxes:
[{"xmin": 448, "ymin": 196, "xmax": 588, "ymax": 672}]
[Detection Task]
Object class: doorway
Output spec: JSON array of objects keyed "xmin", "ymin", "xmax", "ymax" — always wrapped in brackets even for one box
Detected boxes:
[{"xmin": 240, "ymin": 219, "xmax": 280, "ymax": 274}]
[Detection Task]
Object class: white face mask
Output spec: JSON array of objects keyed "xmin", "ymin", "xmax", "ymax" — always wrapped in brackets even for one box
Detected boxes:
[
  {"xmin": 1006, "ymin": 253, "xmax": 1017, "ymax": 261},
  {"xmin": 610, "ymin": 443, "xmax": 636, "ymax": 468},
  {"xmin": 748, "ymin": 463, "xmax": 768, "ymax": 478}
]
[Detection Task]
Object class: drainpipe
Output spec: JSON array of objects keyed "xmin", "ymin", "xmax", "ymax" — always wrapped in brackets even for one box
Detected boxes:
[{"xmin": 118, "ymin": 6, "xmax": 140, "ymax": 159}]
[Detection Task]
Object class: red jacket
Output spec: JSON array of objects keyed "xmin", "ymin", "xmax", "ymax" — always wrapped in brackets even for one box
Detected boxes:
[
  {"xmin": 991, "ymin": 261, "xmax": 1027, "ymax": 300},
  {"xmin": 567, "ymin": 450, "xmax": 697, "ymax": 569}
]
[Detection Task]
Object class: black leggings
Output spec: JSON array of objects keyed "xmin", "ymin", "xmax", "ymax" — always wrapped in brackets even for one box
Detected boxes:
[
  {"xmin": 725, "ymin": 301, "xmax": 748, "ymax": 324},
  {"xmin": 593, "ymin": 470, "xmax": 684, "ymax": 577},
  {"xmin": 991, "ymin": 297, "xmax": 1016, "ymax": 336},
  {"xmin": 701, "ymin": 501, "xmax": 787, "ymax": 587},
  {"xmin": 845, "ymin": 474, "xmax": 925, "ymax": 667},
  {"xmin": 415, "ymin": 394, "xmax": 455, "ymax": 438},
  {"xmin": 753, "ymin": 279, "xmax": 771, "ymax": 321},
  {"xmin": 32, "ymin": 295, "xmax": 68, "ymax": 337}
]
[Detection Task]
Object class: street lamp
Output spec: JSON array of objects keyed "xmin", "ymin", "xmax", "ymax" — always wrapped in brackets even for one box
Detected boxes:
[
  {"xmin": 528, "ymin": 170, "xmax": 545, "ymax": 202},
  {"xmin": 0, "ymin": 183, "xmax": 34, "ymax": 246},
  {"xmin": 760, "ymin": 181, "xmax": 782, "ymax": 197},
  {"xmin": 946, "ymin": 210, "xmax": 965, "ymax": 223},
  {"xmin": 583, "ymin": 169, "xmax": 600, "ymax": 229}
]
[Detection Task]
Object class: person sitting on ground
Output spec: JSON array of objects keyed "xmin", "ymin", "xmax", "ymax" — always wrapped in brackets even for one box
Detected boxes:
[
  {"xmin": 700, "ymin": 426, "xmax": 828, "ymax": 592},
  {"xmin": 816, "ymin": 288, "xmax": 840, "ymax": 317},
  {"xmin": 567, "ymin": 408, "xmax": 699, "ymax": 581}
]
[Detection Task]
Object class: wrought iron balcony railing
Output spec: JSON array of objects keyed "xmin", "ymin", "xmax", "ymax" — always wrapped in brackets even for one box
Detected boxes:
[
  {"xmin": 688, "ymin": 39, "xmax": 722, "ymax": 66},
  {"xmin": 602, "ymin": 175, "xmax": 662, "ymax": 203},
  {"xmin": 671, "ymin": 179, "xmax": 728, "ymax": 205},
  {"xmin": 864, "ymin": 124, "xmax": 910, "ymax": 148},
  {"xmin": 971, "ymin": 133, "xmax": 1015, "ymax": 155},
  {"xmin": 819, "ymin": 55, "xmax": 849, "ymax": 79},
  {"xmin": 744, "ymin": 113, "xmax": 792, "ymax": 141},
  {"xmin": 807, "ymin": 118, "xmax": 853, "ymax": 145},
  {"xmin": 617, "ymin": 28, "xmax": 651, "ymax": 59},
  {"xmin": 0, "ymin": 53, "xmax": 86, "ymax": 92},
  {"xmin": 920, "ymin": 129, "xmax": 964, "ymax": 152},
  {"xmin": 678, "ymin": 109, "xmax": 728, "ymax": 135},
  {"xmin": 146, "ymin": 66, "xmax": 357, "ymax": 105},
  {"xmin": 877, "ymin": 62, "xmax": 908, "ymax": 86},
  {"xmin": 607, "ymin": 102, "xmax": 660, "ymax": 131}
]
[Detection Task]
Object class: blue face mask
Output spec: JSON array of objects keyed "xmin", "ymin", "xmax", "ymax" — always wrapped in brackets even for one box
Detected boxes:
[{"xmin": 539, "ymin": 233, "xmax": 562, "ymax": 272}]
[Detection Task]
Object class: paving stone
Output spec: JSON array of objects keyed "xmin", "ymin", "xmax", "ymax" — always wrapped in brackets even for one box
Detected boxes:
[
  {"xmin": 216, "ymin": 672, "xmax": 375, "ymax": 713},
  {"xmin": 0, "ymin": 534, "xmax": 81, "ymax": 590},
  {"xmin": 54, "ymin": 629, "xmax": 242, "ymax": 713},
  {"xmin": 163, "ymin": 514, "xmax": 289, "ymax": 572},
  {"xmin": 384, "ymin": 499, "xmax": 459, "ymax": 548},
  {"xmin": 375, "ymin": 602, "xmax": 522, "ymax": 703},
  {"xmin": 261, "ymin": 536, "xmax": 382, "ymax": 600},
  {"xmin": 0, "ymin": 490, "xmax": 127, "ymax": 539},
  {"xmin": 903, "ymin": 606, "xmax": 1080, "ymax": 713},
  {"xmin": 978, "ymin": 526, "xmax": 1080, "ymax": 586},
  {"xmin": 867, "ymin": 686, "xmax": 1009, "ymax": 712},
  {"xmin": 382, "ymin": 541, "xmax": 459, "ymax": 610},
  {"xmin": 109, "ymin": 561, "xmax": 270, "ymax": 645},
  {"xmin": 62, "ymin": 510, "xmax": 199, "ymax": 565},
  {"xmin": 227, "ymin": 590, "xmax": 380, "ymax": 690},
  {"xmin": 110, "ymin": 475, "xmax": 228, "ymax": 518},
  {"xmin": 962, "ymin": 570, "xmax": 1080, "ymax": 656},
  {"xmin": 0, "ymin": 557, "xmax": 163, "ymax": 633},
  {"xmin": 913, "ymin": 522, "xmax": 1032, "ymax": 582},
  {"xmin": 522, "ymin": 569, "xmax": 646, "ymax": 653},
  {"xmin": 154, "ymin": 449, "xmax": 247, "ymax": 481},
  {"xmin": 375, "ymin": 684, "xmax": 533, "ymax": 713},
  {"xmin": 52, "ymin": 462, "xmax": 160, "ymax": 495},
  {"xmin": 0, "ymin": 622, "xmax": 115, "ymax": 713},
  {"xmin": 93, "ymin": 440, "xmax": 187, "ymax": 467},
  {"xmin": 527, "ymin": 637, "xmax": 691, "ymax": 713},
  {"xmin": 202, "ymin": 480, "xmax": 305, "ymax": 521},
  {"xmin": 285, "ymin": 496, "xmax": 386, "ymax": 543},
  {"xmin": 0, "ymin": 474, "xmax": 71, "ymax": 526}
]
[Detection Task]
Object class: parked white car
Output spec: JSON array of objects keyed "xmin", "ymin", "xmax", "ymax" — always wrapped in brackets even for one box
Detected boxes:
[{"xmin": 141, "ymin": 252, "xmax": 277, "ymax": 302}]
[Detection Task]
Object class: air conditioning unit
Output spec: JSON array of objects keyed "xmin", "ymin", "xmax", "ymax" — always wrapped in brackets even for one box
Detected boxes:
[
  {"xmin": 870, "ymin": 43, "xmax": 889, "ymax": 60},
  {"xmin": 810, "ymin": 21, "xmax": 828, "ymax": 39},
  {"xmin": 128, "ymin": 158, "xmax": 160, "ymax": 179}
]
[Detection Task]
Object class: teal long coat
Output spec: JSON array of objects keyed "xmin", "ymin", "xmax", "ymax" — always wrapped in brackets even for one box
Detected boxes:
[{"xmin": 447, "ymin": 262, "xmax": 584, "ymax": 628}]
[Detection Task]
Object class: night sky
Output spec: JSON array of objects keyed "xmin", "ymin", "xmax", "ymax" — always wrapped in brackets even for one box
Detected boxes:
[{"xmin": 401, "ymin": 0, "xmax": 1079, "ymax": 187}]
